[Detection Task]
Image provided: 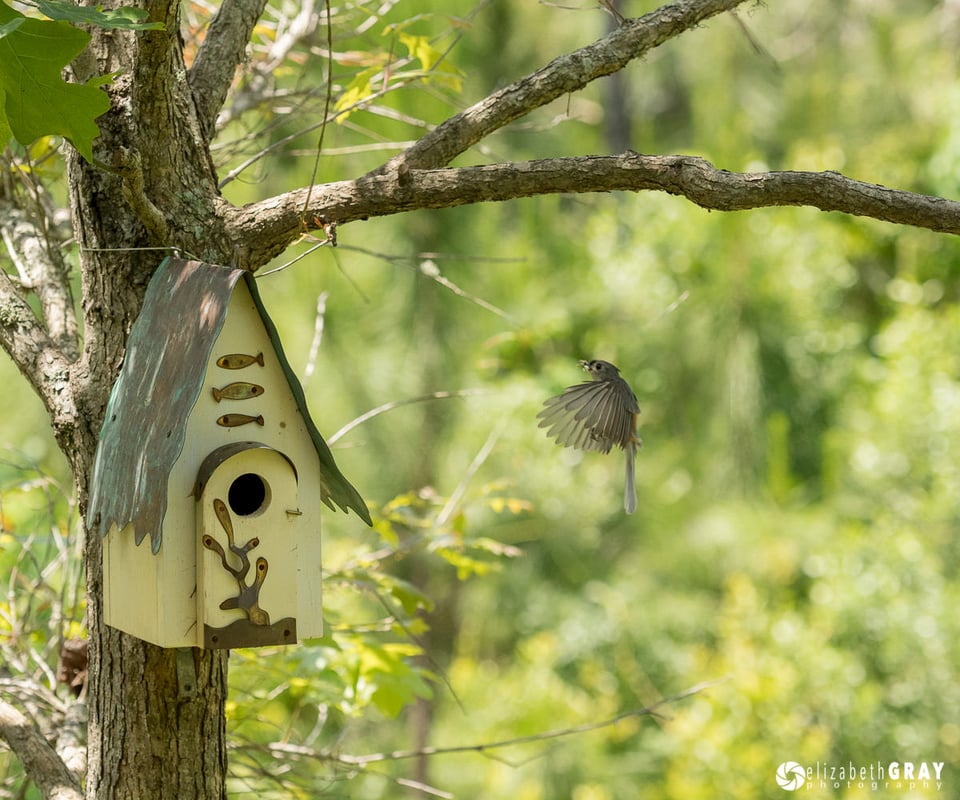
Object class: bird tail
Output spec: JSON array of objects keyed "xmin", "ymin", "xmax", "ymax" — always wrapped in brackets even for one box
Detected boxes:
[{"xmin": 624, "ymin": 442, "xmax": 637, "ymax": 514}]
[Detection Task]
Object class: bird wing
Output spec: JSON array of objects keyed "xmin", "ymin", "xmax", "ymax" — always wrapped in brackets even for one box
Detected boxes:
[{"xmin": 538, "ymin": 380, "xmax": 634, "ymax": 453}]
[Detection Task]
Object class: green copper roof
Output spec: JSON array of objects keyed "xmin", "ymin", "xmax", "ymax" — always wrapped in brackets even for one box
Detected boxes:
[{"xmin": 86, "ymin": 258, "xmax": 370, "ymax": 554}]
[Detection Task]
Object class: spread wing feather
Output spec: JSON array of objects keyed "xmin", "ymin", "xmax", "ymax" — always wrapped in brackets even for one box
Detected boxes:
[{"xmin": 537, "ymin": 380, "xmax": 638, "ymax": 454}]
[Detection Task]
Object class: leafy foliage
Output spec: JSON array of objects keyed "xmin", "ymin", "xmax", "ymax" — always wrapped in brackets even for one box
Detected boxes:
[
  {"xmin": 0, "ymin": 452, "xmax": 83, "ymax": 797},
  {"xmin": 224, "ymin": 481, "xmax": 526, "ymax": 792},
  {"xmin": 0, "ymin": 4, "xmax": 110, "ymax": 161},
  {"xmin": 2, "ymin": 0, "xmax": 960, "ymax": 797},
  {"xmin": 17, "ymin": 0, "xmax": 161, "ymax": 30},
  {"xmin": 0, "ymin": 0, "xmax": 158, "ymax": 160}
]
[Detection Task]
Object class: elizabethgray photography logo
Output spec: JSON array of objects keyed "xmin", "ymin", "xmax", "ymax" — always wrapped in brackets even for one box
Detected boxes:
[
  {"xmin": 776, "ymin": 760, "xmax": 945, "ymax": 792},
  {"xmin": 776, "ymin": 762, "xmax": 806, "ymax": 790}
]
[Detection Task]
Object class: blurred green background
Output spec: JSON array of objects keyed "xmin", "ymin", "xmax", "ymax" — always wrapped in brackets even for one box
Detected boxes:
[{"xmin": 2, "ymin": 1, "xmax": 959, "ymax": 797}]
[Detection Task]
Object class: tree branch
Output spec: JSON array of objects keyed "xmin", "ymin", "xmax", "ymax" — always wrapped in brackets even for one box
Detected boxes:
[
  {"xmin": 229, "ymin": 153, "xmax": 960, "ymax": 265},
  {"xmin": 221, "ymin": 0, "xmax": 759, "ymax": 264},
  {"xmin": 237, "ymin": 0, "xmax": 943, "ymax": 266},
  {"xmin": 374, "ymin": 0, "xmax": 751, "ymax": 173},
  {"xmin": 0, "ymin": 266, "xmax": 76, "ymax": 409},
  {"xmin": 0, "ymin": 206, "xmax": 80, "ymax": 445},
  {"xmin": 208, "ymin": 1, "xmax": 326, "ymax": 138},
  {"xmin": 188, "ymin": 0, "xmax": 271, "ymax": 138},
  {"xmin": 269, "ymin": 679, "xmax": 723, "ymax": 767},
  {"xmin": 0, "ymin": 202, "xmax": 79, "ymax": 359},
  {"xmin": 0, "ymin": 699, "xmax": 82, "ymax": 800}
]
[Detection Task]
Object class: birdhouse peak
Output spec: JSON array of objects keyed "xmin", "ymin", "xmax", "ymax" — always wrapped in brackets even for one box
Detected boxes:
[{"xmin": 87, "ymin": 257, "xmax": 371, "ymax": 555}]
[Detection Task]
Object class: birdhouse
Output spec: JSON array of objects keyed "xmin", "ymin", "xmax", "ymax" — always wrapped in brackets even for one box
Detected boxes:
[{"xmin": 86, "ymin": 257, "xmax": 371, "ymax": 650}]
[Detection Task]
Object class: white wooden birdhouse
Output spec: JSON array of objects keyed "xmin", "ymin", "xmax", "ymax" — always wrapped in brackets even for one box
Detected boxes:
[{"xmin": 86, "ymin": 257, "xmax": 371, "ymax": 650}]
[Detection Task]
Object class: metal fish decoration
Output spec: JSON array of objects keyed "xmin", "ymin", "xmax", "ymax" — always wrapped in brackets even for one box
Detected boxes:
[
  {"xmin": 213, "ymin": 498, "xmax": 234, "ymax": 540},
  {"xmin": 216, "ymin": 352, "xmax": 265, "ymax": 369},
  {"xmin": 216, "ymin": 413, "xmax": 265, "ymax": 427},
  {"xmin": 212, "ymin": 382, "xmax": 265, "ymax": 402}
]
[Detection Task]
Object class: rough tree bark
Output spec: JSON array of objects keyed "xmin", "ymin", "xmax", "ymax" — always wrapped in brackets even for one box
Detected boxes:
[
  {"xmin": 65, "ymin": 0, "xmax": 237, "ymax": 793},
  {"xmin": 0, "ymin": 0, "xmax": 958, "ymax": 797}
]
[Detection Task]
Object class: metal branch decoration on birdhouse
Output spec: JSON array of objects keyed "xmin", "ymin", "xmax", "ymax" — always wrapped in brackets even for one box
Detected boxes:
[
  {"xmin": 199, "ymin": 496, "xmax": 295, "ymax": 648},
  {"xmin": 205, "ymin": 498, "xmax": 271, "ymax": 626},
  {"xmin": 86, "ymin": 257, "xmax": 371, "ymax": 649}
]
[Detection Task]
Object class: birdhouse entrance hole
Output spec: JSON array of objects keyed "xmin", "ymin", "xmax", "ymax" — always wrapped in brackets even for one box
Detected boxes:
[{"xmin": 228, "ymin": 472, "xmax": 269, "ymax": 517}]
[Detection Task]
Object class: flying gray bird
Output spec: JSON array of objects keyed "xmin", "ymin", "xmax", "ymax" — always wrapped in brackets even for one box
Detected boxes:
[{"xmin": 538, "ymin": 359, "xmax": 642, "ymax": 514}]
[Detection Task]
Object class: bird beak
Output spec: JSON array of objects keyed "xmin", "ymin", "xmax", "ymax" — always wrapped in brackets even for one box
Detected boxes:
[{"xmin": 578, "ymin": 359, "xmax": 590, "ymax": 371}]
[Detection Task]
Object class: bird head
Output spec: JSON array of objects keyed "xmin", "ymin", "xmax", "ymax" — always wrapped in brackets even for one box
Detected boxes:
[{"xmin": 579, "ymin": 359, "xmax": 621, "ymax": 381}]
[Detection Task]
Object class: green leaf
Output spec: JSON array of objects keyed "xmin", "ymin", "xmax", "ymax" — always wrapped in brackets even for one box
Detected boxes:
[
  {"xmin": 22, "ymin": 0, "xmax": 163, "ymax": 31},
  {"xmin": 0, "ymin": 4, "xmax": 111, "ymax": 161},
  {"xmin": 433, "ymin": 546, "xmax": 498, "ymax": 580},
  {"xmin": 397, "ymin": 32, "xmax": 440, "ymax": 71},
  {"xmin": 353, "ymin": 640, "xmax": 433, "ymax": 717},
  {"xmin": 375, "ymin": 572, "xmax": 434, "ymax": 615},
  {"xmin": 0, "ymin": 17, "xmax": 23, "ymax": 39},
  {"xmin": 397, "ymin": 31, "xmax": 462, "ymax": 92},
  {"xmin": 372, "ymin": 517, "xmax": 399, "ymax": 547},
  {"xmin": 0, "ymin": 91, "xmax": 12, "ymax": 153},
  {"xmin": 333, "ymin": 65, "xmax": 379, "ymax": 121}
]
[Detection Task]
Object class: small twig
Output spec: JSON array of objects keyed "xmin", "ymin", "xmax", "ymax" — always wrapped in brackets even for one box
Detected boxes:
[
  {"xmin": 728, "ymin": 8, "xmax": 780, "ymax": 72},
  {"xmin": 418, "ymin": 258, "xmax": 515, "ymax": 322},
  {"xmin": 435, "ymin": 419, "xmax": 505, "ymax": 528},
  {"xmin": 254, "ymin": 237, "xmax": 333, "ymax": 277},
  {"xmin": 302, "ymin": 290, "xmax": 328, "ymax": 386},
  {"xmin": 329, "ymin": 246, "xmax": 371, "ymax": 302},
  {"xmin": 298, "ymin": 0, "xmax": 335, "ymax": 225},
  {"xmin": 77, "ymin": 245, "xmax": 201, "ymax": 260},
  {"xmin": 394, "ymin": 776, "xmax": 453, "ymax": 798},
  {"xmin": 328, "ymin": 389, "xmax": 491, "ymax": 446},
  {"xmin": 599, "ymin": 0, "xmax": 627, "ymax": 25},
  {"xmin": 336, "ymin": 244, "xmax": 519, "ymax": 321},
  {"xmin": 270, "ymin": 678, "xmax": 725, "ymax": 766},
  {"xmin": 216, "ymin": 44, "xmax": 435, "ymax": 188},
  {"xmin": 644, "ymin": 289, "xmax": 689, "ymax": 330},
  {"xmin": 371, "ymin": 590, "xmax": 466, "ymax": 715},
  {"xmin": 116, "ymin": 148, "xmax": 169, "ymax": 241}
]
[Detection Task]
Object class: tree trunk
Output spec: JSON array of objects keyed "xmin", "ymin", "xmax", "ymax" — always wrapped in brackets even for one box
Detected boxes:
[
  {"xmin": 66, "ymin": 2, "xmax": 236, "ymax": 796},
  {"xmin": 83, "ymin": 617, "xmax": 227, "ymax": 799}
]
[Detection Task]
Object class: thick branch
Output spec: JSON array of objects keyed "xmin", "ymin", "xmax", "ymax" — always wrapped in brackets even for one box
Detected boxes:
[
  {"xmin": 0, "ymin": 699, "xmax": 82, "ymax": 800},
  {"xmin": 189, "ymin": 0, "xmax": 270, "ymax": 138},
  {"xmin": 228, "ymin": 0, "xmax": 752, "ymax": 264},
  {"xmin": 0, "ymin": 267, "xmax": 76, "ymax": 410},
  {"xmin": 230, "ymin": 154, "xmax": 960, "ymax": 264},
  {"xmin": 214, "ymin": 0, "xmax": 319, "ymax": 133},
  {"xmin": 0, "ymin": 200, "xmax": 82, "ymax": 447},
  {"xmin": 0, "ymin": 203, "xmax": 79, "ymax": 359},
  {"xmin": 376, "ymin": 0, "xmax": 750, "ymax": 173}
]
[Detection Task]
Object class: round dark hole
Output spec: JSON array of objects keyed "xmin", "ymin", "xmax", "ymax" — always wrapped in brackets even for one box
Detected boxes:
[{"xmin": 228, "ymin": 473, "xmax": 267, "ymax": 516}]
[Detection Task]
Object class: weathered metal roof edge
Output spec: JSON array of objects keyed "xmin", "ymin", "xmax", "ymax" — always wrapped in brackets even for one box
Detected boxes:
[
  {"xmin": 243, "ymin": 272, "xmax": 372, "ymax": 526},
  {"xmin": 86, "ymin": 258, "xmax": 245, "ymax": 552}
]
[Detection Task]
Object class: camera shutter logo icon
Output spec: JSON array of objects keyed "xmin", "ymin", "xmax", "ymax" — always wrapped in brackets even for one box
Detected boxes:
[{"xmin": 776, "ymin": 761, "xmax": 806, "ymax": 791}]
